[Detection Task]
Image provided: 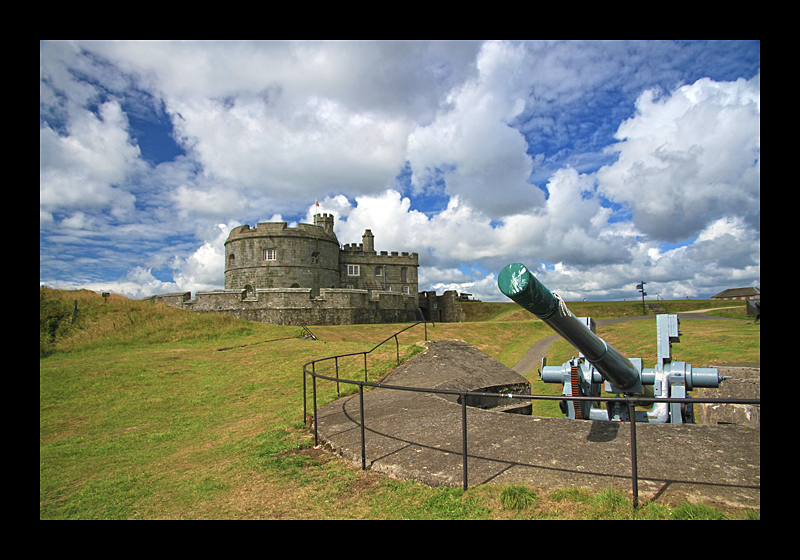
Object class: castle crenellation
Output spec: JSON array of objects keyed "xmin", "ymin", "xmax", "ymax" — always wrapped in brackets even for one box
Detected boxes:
[{"xmin": 150, "ymin": 213, "xmax": 462, "ymax": 326}]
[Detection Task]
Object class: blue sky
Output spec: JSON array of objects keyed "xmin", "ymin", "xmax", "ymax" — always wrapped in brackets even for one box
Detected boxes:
[{"xmin": 40, "ymin": 40, "xmax": 760, "ymax": 301}]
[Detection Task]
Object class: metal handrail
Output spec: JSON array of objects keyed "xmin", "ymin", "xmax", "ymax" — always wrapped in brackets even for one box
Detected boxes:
[
  {"xmin": 302, "ymin": 324, "xmax": 760, "ymax": 507},
  {"xmin": 302, "ymin": 321, "xmax": 432, "ymax": 420}
]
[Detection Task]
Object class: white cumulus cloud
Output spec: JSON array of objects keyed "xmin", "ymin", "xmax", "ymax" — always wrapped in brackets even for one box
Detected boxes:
[{"xmin": 596, "ymin": 74, "xmax": 760, "ymax": 242}]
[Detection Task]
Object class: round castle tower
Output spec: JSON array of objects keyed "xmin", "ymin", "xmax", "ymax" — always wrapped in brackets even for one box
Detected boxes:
[{"xmin": 224, "ymin": 214, "xmax": 340, "ymax": 296}]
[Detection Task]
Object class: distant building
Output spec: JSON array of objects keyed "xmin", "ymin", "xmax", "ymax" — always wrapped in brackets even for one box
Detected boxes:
[
  {"xmin": 711, "ymin": 287, "xmax": 760, "ymax": 301},
  {"xmin": 224, "ymin": 213, "xmax": 418, "ymax": 299},
  {"xmin": 151, "ymin": 213, "xmax": 424, "ymax": 325}
]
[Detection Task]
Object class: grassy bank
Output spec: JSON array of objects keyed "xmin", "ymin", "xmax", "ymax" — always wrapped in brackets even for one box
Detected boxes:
[
  {"xmin": 40, "ymin": 288, "xmax": 758, "ymax": 519},
  {"xmin": 460, "ymin": 298, "xmax": 749, "ymax": 322}
]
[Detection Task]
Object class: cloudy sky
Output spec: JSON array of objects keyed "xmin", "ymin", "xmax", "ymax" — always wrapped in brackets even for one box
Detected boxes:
[{"xmin": 40, "ymin": 40, "xmax": 760, "ymax": 302}]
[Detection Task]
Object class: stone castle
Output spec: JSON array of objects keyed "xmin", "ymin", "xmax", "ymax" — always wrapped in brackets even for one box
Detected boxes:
[{"xmin": 151, "ymin": 213, "xmax": 466, "ymax": 325}]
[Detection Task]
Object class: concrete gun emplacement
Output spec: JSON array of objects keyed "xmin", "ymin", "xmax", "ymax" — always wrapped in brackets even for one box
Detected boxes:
[{"xmin": 498, "ymin": 263, "xmax": 727, "ymax": 423}]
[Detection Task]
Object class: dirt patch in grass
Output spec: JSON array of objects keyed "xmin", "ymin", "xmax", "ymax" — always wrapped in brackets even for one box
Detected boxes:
[{"xmin": 275, "ymin": 446, "xmax": 334, "ymax": 464}]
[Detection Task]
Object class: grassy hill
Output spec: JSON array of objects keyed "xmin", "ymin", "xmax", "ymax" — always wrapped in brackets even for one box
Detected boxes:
[
  {"xmin": 40, "ymin": 287, "xmax": 758, "ymax": 519},
  {"xmin": 459, "ymin": 298, "xmax": 748, "ymax": 322}
]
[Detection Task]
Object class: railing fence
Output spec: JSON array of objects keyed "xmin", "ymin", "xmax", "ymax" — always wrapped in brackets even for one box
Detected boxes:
[{"xmin": 302, "ymin": 322, "xmax": 759, "ymax": 508}]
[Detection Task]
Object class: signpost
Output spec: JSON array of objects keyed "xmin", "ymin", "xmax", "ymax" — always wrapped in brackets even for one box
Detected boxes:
[{"xmin": 636, "ymin": 282, "xmax": 647, "ymax": 315}]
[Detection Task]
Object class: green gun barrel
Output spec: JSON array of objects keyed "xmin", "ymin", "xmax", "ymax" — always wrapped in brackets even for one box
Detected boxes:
[
  {"xmin": 497, "ymin": 263, "xmax": 558, "ymax": 319},
  {"xmin": 498, "ymin": 263, "xmax": 640, "ymax": 392}
]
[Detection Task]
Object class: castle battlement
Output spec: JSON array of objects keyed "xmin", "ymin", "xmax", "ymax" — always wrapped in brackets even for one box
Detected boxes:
[
  {"xmin": 341, "ymin": 245, "xmax": 418, "ymax": 259},
  {"xmin": 228, "ymin": 220, "xmax": 335, "ymax": 240}
]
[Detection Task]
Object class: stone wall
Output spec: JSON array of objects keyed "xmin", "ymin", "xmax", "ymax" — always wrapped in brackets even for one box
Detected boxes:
[
  {"xmin": 150, "ymin": 287, "xmax": 421, "ymax": 326},
  {"xmin": 418, "ymin": 290, "xmax": 466, "ymax": 323}
]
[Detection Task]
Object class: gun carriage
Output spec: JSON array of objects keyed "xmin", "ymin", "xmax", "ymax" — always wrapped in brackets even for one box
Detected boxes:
[{"xmin": 498, "ymin": 263, "xmax": 727, "ymax": 423}]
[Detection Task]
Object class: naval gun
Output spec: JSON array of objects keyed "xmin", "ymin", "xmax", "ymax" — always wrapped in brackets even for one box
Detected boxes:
[{"xmin": 498, "ymin": 263, "xmax": 727, "ymax": 423}]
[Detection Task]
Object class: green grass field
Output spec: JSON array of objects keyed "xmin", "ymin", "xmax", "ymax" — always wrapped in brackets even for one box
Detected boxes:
[{"xmin": 40, "ymin": 287, "xmax": 759, "ymax": 519}]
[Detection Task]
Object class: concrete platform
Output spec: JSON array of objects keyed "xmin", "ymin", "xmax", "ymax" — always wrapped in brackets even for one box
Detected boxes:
[{"xmin": 316, "ymin": 340, "xmax": 760, "ymax": 509}]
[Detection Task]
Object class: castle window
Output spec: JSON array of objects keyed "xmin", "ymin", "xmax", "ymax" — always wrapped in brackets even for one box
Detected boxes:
[
  {"xmin": 401, "ymin": 267, "xmax": 407, "ymax": 282},
  {"xmin": 347, "ymin": 264, "xmax": 360, "ymax": 276},
  {"xmin": 311, "ymin": 251, "xmax": 320, "ymax": 264},
  {"xmin": 375, "ymin": 266, "xmax": 383, "ymax": 276},
  {"xmin": 265, "ymin": 249, "xmax": 277, "ymax": 261},
  {"xmin": 403, "ymin": 286, "xmax": 410, "ymax": 295}
]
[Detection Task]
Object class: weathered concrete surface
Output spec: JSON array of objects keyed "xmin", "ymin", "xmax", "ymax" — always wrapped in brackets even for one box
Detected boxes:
[
  {"xmin": 316, "ymin": 340, "xmax": 760, "ymax": 508},
  {"xmin": 696, "ymin": 364, "xmax": 760, "ymax": 426}
]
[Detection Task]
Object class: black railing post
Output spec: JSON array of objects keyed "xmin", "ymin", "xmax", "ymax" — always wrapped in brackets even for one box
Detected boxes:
[
  {"xmin": 359, "ymin": 383, "xmax": 366, "ymax": 470},
  {"xmin": 313, "ymin": 372, "xmax": 318, "ymax": 446},
  {"xmin": 335, "ymin": 356, "xmax": 340, "ymax": 396},
  {"xmin": 461, "ymin": 393, "xmax": 468, "ymax": 491},
  {"xmin": 627, "ymin": 398, "xmax": 639, "ymax": 509},
  {"xmin": 303, "ymin": 364, "xmax": 308, "ymax": 423},
  {"xmin": 364, "ymin": 353, "xmax": 368, "ymax": 382}
]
